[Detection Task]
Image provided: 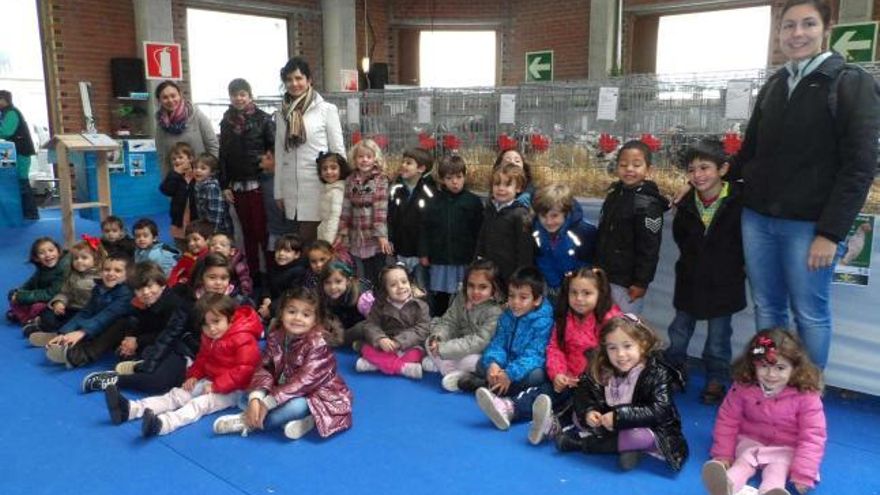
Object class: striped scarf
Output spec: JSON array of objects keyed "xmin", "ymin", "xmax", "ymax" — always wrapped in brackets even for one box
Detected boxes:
[{"xmin": 281, "ymin": 86, "xmax": 315, "ymax": 150}]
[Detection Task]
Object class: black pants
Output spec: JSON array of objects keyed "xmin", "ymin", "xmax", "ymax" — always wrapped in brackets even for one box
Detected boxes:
[
  {"xmin": 36, "ymin": 307, "xmax": 78, "ymax": 332},
  {"xmin": 117, "ymin": 351, "xmax": 187, "ymax": 395},
  {"xmin": 66, "ymin": 321, "xmax": 126, "ymax": 367}
]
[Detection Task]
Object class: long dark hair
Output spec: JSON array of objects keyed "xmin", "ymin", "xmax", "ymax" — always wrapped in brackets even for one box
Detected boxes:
[
  {"xmin": 556, "ymin": 267, "xmax": 612, "ymax": 349},
  {"xmin": 28, "ymin": 237, "xmax": 62, "ymax": 266},
  {"xmin": 319, "ymin": 261, "xmax": 361, "ymax": 306},
  {"xmin": 460, "ymin": 259, "xmax": 503, "ymax": 302}
]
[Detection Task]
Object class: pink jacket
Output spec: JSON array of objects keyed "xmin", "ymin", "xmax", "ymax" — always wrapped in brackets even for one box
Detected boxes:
[
  {"xmin": 710, "ymin": 383, "xmax": 827, "ymax": 488},
  {"xmin": 545, "ymin": 306, "xmax": 621, "ymax": 380}
]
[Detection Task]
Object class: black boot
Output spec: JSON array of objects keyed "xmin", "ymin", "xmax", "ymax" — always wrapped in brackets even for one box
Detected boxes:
[
  {"xmin": 581, "ymin": 432, "xmax": 619, "ymax": 453},
  {"xmin": 555, "ymin": 429, "xmax": 586, "ymax": 452},
  {"xmin": 457, "ymin": 373, "xmax": 488, "ymax": 393}
]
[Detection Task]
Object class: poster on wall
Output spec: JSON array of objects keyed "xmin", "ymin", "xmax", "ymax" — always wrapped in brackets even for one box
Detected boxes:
[
  {"xmin": 108, "ymin": 143, "xmax": 125, "ymax": 174},
  {"xmin": 340, "ymin": 70, "xmax": 359, "ymax": 92},
  {"xmin": 833, "ymin": 214, "xmax": 875, "ymax": 286},
  {"xmin": 0, "ymin": 141, "xmax": 17, "ymax": 167},
  {"xmin": 128, "ymin": 153, "xmax": 146, "ymax": 177}
]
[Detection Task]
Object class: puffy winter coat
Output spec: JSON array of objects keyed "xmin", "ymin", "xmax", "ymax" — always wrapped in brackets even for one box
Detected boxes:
[
  {"xmin": 58, "ymin": 281, "xmax": 133, "ymax": 337},
  {"xmin": 361, "ymin": 297, "xmax": 431, "ymax": 350},
  {"xmin": 429, "ymin": 292, "xmax": 502, "ymax": 360},
  {"xmin": 125, "ymin": 286, "xmax": 188, "ymax": 351},
  {"xmin": 14, "ymin": 253, "xmax": 70, "ymax": 304},
  {"xmin": 480, "ymin": 299, "xmax": 554, "ymax": 382},
  {"xmin": 135, "ymin": 242, "xmax": 180, "ymax": 276},
  {"xmin": 533, "ymin": 201, "xmax": 598, "ymax": 289},
  {"xmin": 388, "ymin": 175, "xmax": 436, "ymax": 257},
  {"xmin": 418, "ymin": 187, "xmax": 483, "ymax": 265},
  {"xmin": 49, "ymin": 266, "xmax": 98, "ymax": 310},
  {"xmin": 475, "ymin": 198, "xmax": 535, "ymax": 286},
  {"xmin": 219, "ymin": 105, "xmax": 275, "ymax": 186},
  {"xmin": 545, "ymin": 305, "xmax": 621, "ymax": 381},
  {"xmin": 317, "ymin": 180, "xmax": 345, "ymax": 243},
  {"xmin": 186, "ymin": 305, "xmax": 262, "ymax": 394}
]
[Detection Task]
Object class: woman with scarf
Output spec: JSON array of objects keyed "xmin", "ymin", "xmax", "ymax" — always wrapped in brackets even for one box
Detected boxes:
[
  {"xmin": 219, "ymin": 79, "xmax": 275, "ymax": 283},
  {"xmin": 273, "ymin": 57, "xmax": 345, "ymax": 246},
  {"xmin": 154, "ymin": 80, "xmax": 219, "ymax": 176}
]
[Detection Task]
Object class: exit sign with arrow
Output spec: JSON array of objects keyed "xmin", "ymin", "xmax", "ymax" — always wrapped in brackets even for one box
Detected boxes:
[
  {"xmin": 525, "ymin": 50, "xmax": 553, "ymax": 82},
  {"xmin": 830, "ymin": 22, "xmax": 877, "ymax": 63}
]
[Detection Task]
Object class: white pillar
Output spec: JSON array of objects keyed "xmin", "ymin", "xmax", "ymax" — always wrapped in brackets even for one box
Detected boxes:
[
  {"xmin": 589, "ymin": 0, "xmax": 617, "ymax": 80},
  {"xmin": 322, "ymin": 0, "xmax": 357, "ymax": 92},
  {"xmin": 838, "ymin": 0, "xmax": 873, "ymax": 23},
  {"xmin": 133, "ymin": 0, "xmax": 174, "ymax": 136}
]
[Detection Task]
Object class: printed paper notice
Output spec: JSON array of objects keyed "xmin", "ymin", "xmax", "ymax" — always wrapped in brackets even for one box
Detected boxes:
[
  {"xmin": 597, "ymin": 87, "xmax": 619, "ymax": 121},
  {"xmin": 725, "ymin": 81, "xmax": 752, "ymax": 120},
  {"xmin": 499, "ymin": 94, "xmax": 516, "ymax": 124},
  {"xmin": 834, "ymin": 214, "xmax": 875, "ymax": 286},
  {"xmin": 346, "ymin": 98, "xmax": 360, "ymax": 125},
  {"xmin": 417, "ymin": 96, "xmax": 432, "ymax": 124}
]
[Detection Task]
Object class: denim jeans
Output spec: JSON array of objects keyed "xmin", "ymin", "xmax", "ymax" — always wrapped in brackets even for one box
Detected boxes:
[
  {"xmin": 665, "ymin": 310, "xmax": 733, "ymax": 384},
  {"xmin": 474, "ymin": 362, "xmax": 546, "ymax": 398},
  {"xmin": 237, "ymin": 395, "xmax": 310, "ymax": 432},
  {"xmin": 741, "ymin": 208, "xmax": 841, "ymax": 368}
]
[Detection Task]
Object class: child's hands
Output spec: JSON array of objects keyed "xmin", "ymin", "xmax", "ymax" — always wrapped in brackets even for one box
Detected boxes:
[
  {"xmin": 223, "ymin": 189, "xmax": 235, "ymax": 204},
  {"xmin": 552, "ymin": 373, "xmax": 577, "ymax": 393},
  {"xmin": 489, "ymin": 370, "xmax": 511, "ymax": 395},
  {"xmin": 118, "ymin": 336, "xmax": 138, "ymax": 357},
  {"xmin": 600, "ymin": 411, "xmax": 615, "ymax": 431},
  {"xmin": 793, "ymin": 483, "xmax": 810, "ymax": 494},
  {"xmin": 486, "ymin": 362, "xmax": 502, "ymax": 379},
  {"xmin": 586, "ymin": 410, "xmax": 602, "ymax": 428},
  {"xmin": 627, "ymin": 285, "xmax": 646, "ymax": 302},
  {"xmin": 378, "ymin": 337, "xmax": 399, "ymax": 353},
  {"xmin": 52, "ymin": 301, "xmax": 66, "ymax": 315},
  {"xmin": 378, "ymin": 237, "xmax": 393, "ymax": 255},
  {"xmin": 245, "ymin": 398, "xmax": 268, "ymax": 430},
  {"xmin": 419, "ymin": 256, "xmax": 430, "ymax": 267},
  {"xmin": 50, "ymin": 330, "xmax": 85, "ymax": 347},
  {"xmin": 258, "ymin": 298, "xmax": 271, "ymax": 319},
  {"xmin": 426, "ymin": 338, "xmax": 439, "ymax": 356},
  {"xmin": 182, "ymin": 377, "xmax": 199, "ymax": 392}
]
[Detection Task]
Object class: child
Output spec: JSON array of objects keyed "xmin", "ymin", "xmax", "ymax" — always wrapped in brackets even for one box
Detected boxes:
[
  {"xmin": 665, "ymin": 139, "xmax": 745, "ymax": 405},
  {"xmin": 133, "ymin": 218, "xmax": 180, "ymax": 275},
  {"xmin": 304, "ymin": 239, "xmax": 335, "ymax": 289},
  {"xmin": 103, "ymin": 293, "xmax": 262, "ymax": 437},
  {"xmin": 388, "ymin": 147, "xmax": 435, "ymax": 289},
  {"xmin": 191, "ymin": 252, "xmax": 253, "ymax": 307},
  {"xmin": 35, "ymin": 254, "xmax": 134, "ymax": 368},
  {"xmin": 209, "ymin": 231, "xmax": 253, "ymax": 297},
  {"xmin": 702, "ymin": 329, "xmax": 825, "ymax": 495},
  {"xmin": 335, "ymin": 139, "xmax": 391, "ymax": 286},
  {"xmin": 475, "ymin": 163, "xmax": 534, "ymax": 289},
  {"xmin": 594, "ymin": 140, "xmax": 669, "ymax": 314},
  {"xmin": 355, "ymin": 263, "xmax": 430, "ymax": 379},
  {"xmin": 466, "ymin": 267, "xmax": 553, "ymax": 425},
  {"xmin": 320, "ymin": 261, "xmax": 374, "ymax": 347},
  {"xmin": 23, "ymin": 237, "xmax": 102, "ymax": 337},
  {"xmin": 100, "ymin": 215, "xmax": 136, "ymax": 258},
  {"xmin": 212, "ymin": 287, "xmax": 353, "ymax": 440},
  {"xmin": 493, "ymin": 148, "xmax": 535, "ymax": 205},
  {"xmin": 424, "ymin": 260, "xmax": 503, "ymax": 392},
  {"xmin": 167, "ymin": 219, "xmax": 213, "ymax": 288},
  {"xmin": 316, "ymin": 150, "xmax": 350, "ymax": 244},
  {"xmin": 193, "ymin": 152, "xmax": 233, "ymax": 235},
  {"xmin": 8, "ymin": 237, "xmax": 68, "ymax": 324},
  {"xmin": 159, "ymin": 141, "xmax": 198, "ymax": 252},
  {"xmin": 418, "ymin": 154, "xmax": 483, "ymax": 316},
  {"xmin": 259, "ymin": 233, "xmax": 308, "ymax": 320},
  {"xmin": 532, "ymin": 184, "xmax": 598, "ymax": 301},
  {"xmin": 555, "ymin": 314, "xmax": 688, "ymax": 473}
]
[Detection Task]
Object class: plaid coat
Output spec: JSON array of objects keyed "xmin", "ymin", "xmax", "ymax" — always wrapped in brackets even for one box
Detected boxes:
[
  {"xmin": 194, "ymin": 177, "xmax": 233, "ymax": 235},
  {"xmin": 338, "ymin": 167, "xmax": 389, "ymax": 259}
]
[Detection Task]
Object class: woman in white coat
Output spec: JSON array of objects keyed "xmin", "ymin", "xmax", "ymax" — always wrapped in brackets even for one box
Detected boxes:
[{"xmin": 273, "ymin": 57, "xmax": 345, "ymax": 245}]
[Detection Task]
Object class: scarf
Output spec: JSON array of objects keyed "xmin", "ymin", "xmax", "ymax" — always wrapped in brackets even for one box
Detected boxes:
[
  {"xmin": 157, "ymin": 99, "xmax": 192, "ymax": 135},
  {"xmin": 224, "ymin": 101, "xmax": 257, "ymax": 135},
  {"xmin": 281, "ymin": 86, "xmax": 315, "ymax": 150}
]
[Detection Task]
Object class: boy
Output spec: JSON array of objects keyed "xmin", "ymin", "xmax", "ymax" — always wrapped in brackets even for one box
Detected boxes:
[
  {"xmin": 664, "ymin": 138, "xmax": 745, "ymax": 404},
  {"xmin": 100, "ymin": 215, "xmax": 136, "ymax": 258},
  {"xmin": 208, "ymin": 231, "xmax": 253, "ymax": 297},
  {"xmin": 167, "ymin": 219, "xmax": 213, "ymax": 288},
  {"xmin": 458, "ymin": 267, "xmax": 554, "ymax": 430},
  {"xmin": 193, "ymin": 152, "xmax": 233, "ymax": 236},
  {"xmin": 532, "ymin": 183, "xmax": 598, "ymax": 301},
  {"xmin": 594, "ymin": 140, "xmax": 669, "ymax": 314},
  {"xmin": 475, "ymin": 163, "xmax": 535, "ymax": 291},
  {"xmin": 133, "ymin": 218, "xmax": 180, "ymax": 275},
  {"xmin": 33, "ymin": 253, "xmax": 134, "ymax": 368},
  {"xmin": 259, "ymin": 233, "xmax": 308, "ymax": 320},
  {"xmin": 388, "ymin": 147, "xmax": 435, "ymax": 290}
]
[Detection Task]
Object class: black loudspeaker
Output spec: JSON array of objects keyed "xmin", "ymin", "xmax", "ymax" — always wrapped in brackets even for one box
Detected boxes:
[
  {"xmin": 368, "ymin": 63, "xmax": 388, "ymax": 89},
  {"xmin": 110, "ymin": 58, "xmax": 147, "ymax": 98}
]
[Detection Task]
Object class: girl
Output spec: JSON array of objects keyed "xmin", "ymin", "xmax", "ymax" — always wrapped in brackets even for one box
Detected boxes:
[
  {"xmin": 424, "ymin": 260, "xmax": 503, "ymax": 393},
  {"xmin": 193, "ymin": 152, "xmax": 233, "ymax": 236},
  {"xmin": 319, "ymin": 261, "xmax": 374, "ymax": 347},
  {"xmin": 104, "ymin": 293, "xmax": 261, "ymax": 438},
  {"xmin": 24, "ymin": 237, "xmax": 102, "ymax": 337},
  {"xmin": 8, "ymin": 237, "xmax": 68, "ymax": 325},
  {"xmin": 556, "ymin": 315, "xmax": 688, "ymax": 473},
  {"xmin": 259, "ymin": 234, "xmax": 308, "ymax": 320},
  {"xmin": 209, "ymin": 231, "xmax": 254, "ymax": 298},
  {"xmin": 304, "ymin": 239, "xmax": 336, "ymax": 290},
  {"xmin": 191, "ymin": 252, "xmax": 252, "ymax": 307},
  {"xmin": 493, "ymin": 148, "xmax": 535, "ymax": 205},
  {"xmin": 212, "ymin": 287, "xmax": 353, "ymax": 440},
  {"xmin": 159, "ymin": 141, "xmax": 198, "ymax": 253},
  {"xmin": 356, "ymin": 264, "xmax": 430, "ymax": 379},
  {"xmin": 316, "ymin": 151, "xmax": 350, "ymax": 244},
  {"xmin": 702, "ymin": 329, "xmax": 826, "ymax": 495},
  {"xmin": 335, "ymin": 139, "xmax": 391, "ymax": 286}
]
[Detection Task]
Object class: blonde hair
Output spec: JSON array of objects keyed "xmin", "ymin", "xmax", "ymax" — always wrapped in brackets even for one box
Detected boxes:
[
  {"xmin": 533, "ymin": 183, "xmax": 575, "ymax": 215},
  {"xmin": 348, "ymin": 139, "xmax": 385, "ymax": 173},
  {"xmin": 491, "ymin": 163, "xmax": 527, "ymax": 191}
]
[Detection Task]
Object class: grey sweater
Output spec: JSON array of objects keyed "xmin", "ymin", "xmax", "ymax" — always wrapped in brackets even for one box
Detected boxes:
[
  {"xmin": 156, "ymin": 106, "xmax": 219, "ymax": 175},
  {"xmin": 429, "ymin": 293, "xmax": 502, "ymax": 360}
]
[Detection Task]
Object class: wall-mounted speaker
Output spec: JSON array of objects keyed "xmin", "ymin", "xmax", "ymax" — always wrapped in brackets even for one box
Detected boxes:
[
  {"xmin": 368, "ymin": 63, "xmax": 388, "ymax": 90},
  {"xmin": 110, "ymin": 58, "xmax": 147, "ymax": 98}
]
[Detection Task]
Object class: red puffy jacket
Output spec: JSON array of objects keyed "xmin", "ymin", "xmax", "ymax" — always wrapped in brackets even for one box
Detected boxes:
[{"xmin": 186, "ymin": 305, "xmax": 262, "ymax": 394}]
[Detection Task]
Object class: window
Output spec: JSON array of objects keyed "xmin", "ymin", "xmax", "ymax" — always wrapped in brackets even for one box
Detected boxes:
[{"xmin": 419, "ymin": 31, "xmax": 496, "ymax": 87}]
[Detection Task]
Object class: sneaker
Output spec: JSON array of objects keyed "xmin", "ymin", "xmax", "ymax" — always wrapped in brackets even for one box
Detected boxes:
[
  {"xmin": 213, "ymin": 414, "xmax": 248, "ymax": 436},
  {"xmin": 283, "ymin": 416, "xmax": 316, "ymax": 440},
  {"xmin": 401, "ymin": 362, "xmax": 423, "ymax": 380},
  {"xmin": 115, "ymin": 360, "xmax": 143, "ymax": 375},
  {"xmin": 441, "ymin": 370, "xmax": 466, "ymax": 392},
  {"xmin": 82, "ymin": 371, "xmax": 118, "ymax": 393},
  {"xmin": 475, "ymin": 387, "xmax": 513, "ymax": 430},
  {"xmin": 28, "ymin": 331, "xmax": 58, "ymax": 347},
  {"xmin": 457, "ymin": 373, "xmax": 487, "ymax": 393},
  {"xmin": 701, "ymin": 460, "xmax": 733, "ymax": 495},
  {"xmin": 618, "ymin": 451, "xmax": 642, "ymax": 471},
  {"xmin": 700, "ymin": 382, "xmax": 727, "ymax": 405},
  {"xmin": 104, "ymin": 384, "xmax": 130, "ymax": 425},
  {"xmin": 420, "ymin": 356, "xmax": 438, "ymax": 373},
  {"xmin": 142, "ymin": 409, "xmax": 162, "ymax": 438},
  {"xmin": 355, "ymin": 357, "xmax": 378, "ymax": 373},
  {"xmin": 528, "ymin": 394, "xmax": 556, "ymax": 445},
  {"xmin": 21, "ymin": 320, "xmax": 41, "ymax": 338},
  {"xmin": 45, "ymin": 343, "xmax": 70, "ymax": 366}
]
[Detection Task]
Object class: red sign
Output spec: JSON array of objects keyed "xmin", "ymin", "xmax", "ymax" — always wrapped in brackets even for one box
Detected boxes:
[{"xmin": 143, "ymin": 42, "xmax": 182, "ymax": 80}]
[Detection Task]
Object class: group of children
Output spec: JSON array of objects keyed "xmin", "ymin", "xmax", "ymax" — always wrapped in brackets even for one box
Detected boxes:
[{"xmin": 4, "ymin": 135, "xmax": 828, "ymax": 495}]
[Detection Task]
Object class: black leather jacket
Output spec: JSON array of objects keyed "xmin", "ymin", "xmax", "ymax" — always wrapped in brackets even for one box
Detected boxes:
[{"xmin": 218, "ymin": 106, "xmax": 275, "ymax": 187}]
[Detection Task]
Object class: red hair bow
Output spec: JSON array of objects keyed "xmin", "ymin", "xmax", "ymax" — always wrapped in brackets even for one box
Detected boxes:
[
  {"xmin": 751, "ymin": 335, "xmax": 778, "ymax": 365},
  {"xmin": 81, "ymin": 234, "xmax": 101, "ymax": 252}
]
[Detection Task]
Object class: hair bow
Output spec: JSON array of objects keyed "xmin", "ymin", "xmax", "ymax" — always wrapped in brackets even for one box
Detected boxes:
[
  {"xmin": 751, "ymin": 335, "xmax": 778, "ymax": 365},
  {"xmin": 81, "ymin": 234, "xmax": 102, "ymax": 251}
]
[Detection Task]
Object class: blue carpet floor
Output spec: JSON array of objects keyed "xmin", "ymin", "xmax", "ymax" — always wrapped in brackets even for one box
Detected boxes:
[{"xmin": 1, "ymin": 210, "xmax": 879, "ymax": 495}]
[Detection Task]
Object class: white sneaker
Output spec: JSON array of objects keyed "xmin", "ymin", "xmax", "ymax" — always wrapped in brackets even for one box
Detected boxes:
[
  {"xmin": 401, "ymin": 362, "xmax": 423, "ymax": 380},
  {"xmin": 213, "ymin": 414, "xmax": 248, "ymax": 436},
  {"xmin": 441, "ymin": 370, "xmax": 466, "ymax": 392},
  {"xmin": 355, "ymin": 357, "xmax": 378, "ymax": 372},
  {"xmin": 115, "ymin": 360, "xmax": 143, "ymax": 375},
  {"xmin": 476, "ymin": 387, "xmax": 513, "ymax": 430},
  {"xmin": 420, "ymin": 356, "xmax": 438, "ymax": 373},
  {"xmin": 283, "ymin": 416, "xmax": 315, "ymax": 440},
  {"xmin": 702, "ymin": 460, "xmax": 733, "ymax": 495},
  {"xmin": 528, "ymin": 394, "xmax": 554, "ymax": 445}
]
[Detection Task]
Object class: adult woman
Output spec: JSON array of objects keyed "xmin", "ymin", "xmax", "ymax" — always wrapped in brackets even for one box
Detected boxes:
[
  {"xmin": 273, "ymin": 57, "xmax": 344, "ymax": 245},
  {"xmin": 154, "ymin": 80, "xmax": 219, "ymax": 175},
  {"xmin": 0, "ymin": 90, "xmax": 38, "ymax": 220},
  {"xmin": 732, "ymin": 0, "xmax": 879, "ymax": 368}
]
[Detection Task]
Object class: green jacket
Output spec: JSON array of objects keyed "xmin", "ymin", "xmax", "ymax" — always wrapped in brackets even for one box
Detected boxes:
[
  {"xmin": 429, "ymin": 292, "xmax": 502, "ymax": 360},
  {"xmin": 0, "ymin": 106, "xmax": 34, "ymax": 180},
  {"xmin": 15, "ymin": 253, "xmax": 70, "ymax": 304}
]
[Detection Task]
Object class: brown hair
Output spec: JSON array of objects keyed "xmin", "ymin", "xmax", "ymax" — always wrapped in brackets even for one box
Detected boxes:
[
  {"xmin": 437, "ymin": 154, "xmax": 467, "ymax": 180},
  {"xmin": 590, "ymin": 315, "xmax": 661, "ymax": 383},
  {"xmin": 556, "ymin": 267, "xmax": 613, "ymax": 349},
  {"xmin": 533, "ymin": 183, "xmax": 575, "ymax": 215},
  {"xmin": 129, "ymin": 261, "xmax": 167, "ymax": 288},
  {"xmin": 780, "ymin": 0, "xmax": 832, "ymax": 29},
  {"xmin": 731, "ymin": 328, "xmax": 824, "ymax": 393},
  {"xmin": 166, "ymin": 142, "xmax": 195, "ymax": 170},
  {"xmin": 194, "ymin": 292, "xmax": 237, "ymax": 327},
  {"xmin": 493, "ymin": 149, "xmax": 533, "ymax": 186},
  {"xmin": 196, "ymin": 152, "xmax": 220, "ymax": 175},
  {"xmin": 69, "ymin": 239, "xmax": 105, "ymax": 271},
  {"xmin": 491, "ymin": 163, "xmax": 527, "ymax": 192},
  {"xmin": 274, "ymin": 287, "xmax": 325, "ymax": 333}
]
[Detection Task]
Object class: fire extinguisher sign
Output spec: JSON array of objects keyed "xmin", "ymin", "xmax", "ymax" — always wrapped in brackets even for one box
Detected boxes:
[{"xmin": 143, "ymin": 42, "xmax": 183, "ymax": 81}]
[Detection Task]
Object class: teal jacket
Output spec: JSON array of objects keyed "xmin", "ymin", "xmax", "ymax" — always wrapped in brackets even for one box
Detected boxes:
[{"xmin": 14, "ymin": 253, "xmax": 70, "ymax": 304}]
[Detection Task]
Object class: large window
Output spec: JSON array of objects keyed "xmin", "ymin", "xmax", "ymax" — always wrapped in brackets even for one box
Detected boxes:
[
  {"xmin": 187, "ymin": 8, "xmax": 288, "ymax": 130},
  {"xmin": 419, "ymin": 31, "xmax": 496, "ymax": 87}
]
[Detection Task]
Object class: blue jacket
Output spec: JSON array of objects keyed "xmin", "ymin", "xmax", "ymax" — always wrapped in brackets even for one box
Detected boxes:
[
  {"xmin": 59, "ymin": 281, "xmax": 133, "ymax": 337},
  {"xmin": 532, "ymin": 201, "xmax": 598, "ymax": 289},
  {"xmin": 135, "ymin": 242, "xmax": 180, "ymax": 275},
  {"xmin": 480, "ymin": 299, "xmax": 554, "ymax": 382}
]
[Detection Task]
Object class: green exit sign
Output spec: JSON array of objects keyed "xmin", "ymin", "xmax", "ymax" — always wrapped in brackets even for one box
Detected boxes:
[
  {"xmin": 830, "ymin": 22, "xmax": 877, "ymax": 63},
  {"xmin": 525, "ymin": 50, "xmax": 553, "ymax": 82}
]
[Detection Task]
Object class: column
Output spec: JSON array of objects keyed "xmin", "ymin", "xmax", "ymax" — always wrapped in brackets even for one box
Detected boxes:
[
  {"xmin": 322, "ymin": 0, "xmax": 357, "ymax": 92},
  {"xmin": 133, "ymin": 0, "xmax": 174, "ymax": 137},
  {"xmin": 589, "ymin": 0, "xmax": 618, "ymax": 80}
]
